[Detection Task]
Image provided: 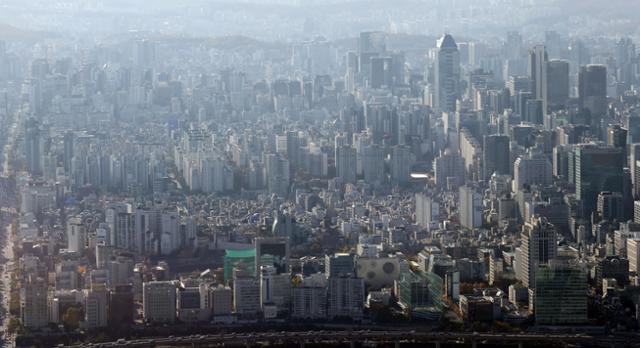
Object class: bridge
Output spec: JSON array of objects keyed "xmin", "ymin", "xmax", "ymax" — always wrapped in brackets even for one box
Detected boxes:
[{"xmin": 64, "ymin": 330, "xmax": 633, "ymax": 348}]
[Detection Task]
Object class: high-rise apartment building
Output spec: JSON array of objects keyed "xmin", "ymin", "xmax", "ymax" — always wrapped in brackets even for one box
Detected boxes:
[
  {"xmin": 327, "ymin": 275, "xmax": 364, "ymax": 320},
  {"xmin": 433, "ymin": 150, "xmax": 465, "ymax": 190},
  {"xmin": 84, "ymin": 285, "xmax": 109, "ymax": 328},
  {"xmin": 416, "ymin": 192, "xmax": 440, "ymax": 230},
  {"xmin": 390, "ymin": 145, "xmax": 413, "ymax": 184},
  {"xmin": 66, "ymin": 216, "xmax": 85, "ymax": 254},
  {"xmin": 336, "ymin": 145, "xmax": 357, "ymax": 184},
  {"xmin": 292, "ymin": 274, "xmax": 327, "ymax": 319},
  {"xmin": 459, "ymin": 185, "xmax": 483, "ymax": 230},
  {"xmin": 361, "ymin": 144, "xmax": 385, "ymax": 184},
  {"xmin": 627, "ymin": 238, "xmax": 640, "ymax": 274}
]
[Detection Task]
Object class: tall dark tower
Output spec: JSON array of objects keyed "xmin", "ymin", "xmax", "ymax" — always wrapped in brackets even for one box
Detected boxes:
[
  {"xmin": 546, "ymin": 60, "xmax": 569, "ymax": 110},
  {"xmin": 528, "ymin": 45, "xmax": 548, "ymax": 123},
  {"xmin": 579, "ymin": 65, "xmax": 607, "ymax": 133},
  {"xmin": 482, "ymin": 134, "xmax": 510, "ymax": 180},
  {"xmin": 63, "ymin": 131, "xmax": 74, "ymax": 173},
  {"xmin": 24, "ymin": 118, "xmax": 43, "ymax": 176},
  {"xmin": 434, "ymin": 34, "xmax": 460, "ymax": 112}
]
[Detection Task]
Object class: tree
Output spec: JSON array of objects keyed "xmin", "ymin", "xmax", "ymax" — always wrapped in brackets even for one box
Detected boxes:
[
  {"xmin": 494, "ymin": 321, "xmax": 516, "ymax": 332},
  {"xmin": 62, "ymin": 305, "xmax": 83, "ymax": 331},
  {"xmin": 7, "ymin": 317, "xmax": 24, "ymax": 334},
  {"xmin": 9, "ymin": 282, "xmax": 20, "ymax": 316},
  {"xmin": 459, "ymin": 282, "xmax": 487, "ymax": 295}
]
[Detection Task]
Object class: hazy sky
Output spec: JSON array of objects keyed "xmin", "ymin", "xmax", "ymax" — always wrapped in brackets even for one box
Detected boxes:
[{"xmin": 0, "ymin": 0, "xmax": 638, "ymax": 42}]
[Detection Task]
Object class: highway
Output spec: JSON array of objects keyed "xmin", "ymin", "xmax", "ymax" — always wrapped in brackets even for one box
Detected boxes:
[
  {"xmin": 63, "ymin": 330, "xmax": 638, "ymax": 348},
  {"xmin": 0, "ymin": 105, "xmax": 18, "ymax": 348}
]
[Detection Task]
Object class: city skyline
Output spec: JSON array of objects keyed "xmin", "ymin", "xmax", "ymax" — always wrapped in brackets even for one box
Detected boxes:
[{"xmin": 0, "ymin": 2, "xmax": 640, "ymax": 348}]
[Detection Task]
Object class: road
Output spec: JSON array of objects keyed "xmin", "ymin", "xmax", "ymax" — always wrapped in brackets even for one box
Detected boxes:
[
  {"xmin": 0, "ymin": 225, "xmax": 14, "ymax": 348},
  {"xmin": 62, "ymin": 330, "xmax": 639, "ymax": 348},
  {"xmin": 0, "ymin": 108, "xmax": 17, "ymax": 348}
]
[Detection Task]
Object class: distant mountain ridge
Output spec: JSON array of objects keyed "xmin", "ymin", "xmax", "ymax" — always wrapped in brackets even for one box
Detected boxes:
[{"xmin": 0, "ymin": 23, "xmax": 53, "ymax": 41}]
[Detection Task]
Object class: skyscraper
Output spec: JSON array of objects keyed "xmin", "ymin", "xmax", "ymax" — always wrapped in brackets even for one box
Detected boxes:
[
  {"xmin": 607, "ymin": 124, "xmax": 627, "ymax": 158},
  {"xmin": 66, "ymin": 216, "xmax": 86, "ymax": 254},
  {"xmin": 513, "ymin": 151, "xmax": 553, "ymax": 190},
  {"xmin": 325, "ymin": 253, "xmax": 356, "ymax": 278},
  {"xmin": 327, "ymin": 275, "xmax": 364, "ymax": 320},
  {"xmin": 482, "ymin": 134, "xmax": 511, "ymax": 180},
  {"xmin": 389, "ymin": 52, "xmax": 406, "ymax": 86},
  {"xmin": 361, "ymin": 144, "xmax": 385, "ymax": 184},
  {"xmin": 364, "ymin": 102, "xmax": 397, "ymax": 144},
  {"xmin": 336, "ymin": 145, "xmax": 357, "ymax": 184},
  {"xmin": 597, "ymin": 191, "xmax": 624, "ymax": 222},
  {"xmin": 359, "ymin": 31, "xmax": 386, "ymax": 55},
  {"xmin": 292, "ymin": 274, "xmax": 327, "ymax": 319},
  {"xmin": 370, "ymin": 56, "xmax": 392, "ymax": 88},
  {"xmin": 233, "ymin": 269, "xmax": 261, "ymax": 318},
  {"xmin": 433, "ymin": 150, "xmax": 465, "ymax": 190},
  {"xmin": 627, "ymin": 238, "xmax": 640, "ymax": 274},
  {"xmin": 20, "ymin": 277, "xmax": 48, "ymax": 329},
  {"xmin": 142, "ymin": 281, "xmax": 177, "ymax": 323},
  {"xmin": 459, "ymin": 185, "xmax": 483, "ymax": 230},
  {"xmin": 133, "ymin": 39, "xmax": 156, "ymax": 68},
  {"xmin": 416, "ymin": 192, "xmax": 440, "ymax": 230},
  {"xmin": 535, "ymin": 261, "xmax": 587, "ymax": 325},
  {"xmin": 345, "ymin": 51, "xmax": 358, "ymax": 93},
  {"xmin": 505, "ymin": 31, "xmax": 523, "ymax": 60},
  {"xmin": 546, "ymin": 59, "xmax": 569, "ymax": 110},
  {"xmin": 265, "ymin": 153, "xmax": 291, "ymax": 197},
  {"xmin": 529, "ymin": 45, "xmax": 548, "ymax": 121},
  {"xmin": 255, "ymin": 237, "xmax": 290, "ymax": 276},
  {"xmin": 615, "ymin": 38, "xmax": 636, "ymax": 89},
  {"xmin": 630, "ymin": 144, "xmax": 640, "ymax": 196},
  {"xmin": 434, "ymin": 34, "xmax": 461, "ymax": 112},
  {"xmin": 105, "ymin": 203, "xmax": 134, "ymax": 250},
  {"xmin": 84, "ymin": 285, "xmax": 109, "ymax": 328},
  {"xmin": 210, "ymin": 284, "xmax": 233, "ymax": 316},
  {"xmin": 626, "ymin": 115, "xmax": 640, "ymax": 143},
  {"xmin": 285, "ymin": 130, "xmax": 301, "ymax": 168},
  {"xmin": 390, "ymin": 145, "xmax": 413, "ymax": 184},
  {"xmin": 63, "ymin": 130, "xmax": 74, "ymax": 173},
  {"xmin": 259, "ymin": 265, "xmax": 291, "ymax": 314},
  {"xmin": 24, "ymin": 118, "xmax": 44, "ymax": 176},
  {"xmin": 578, "ymin": 65, "xmax": 607, "ymax": 131},
  {"xmin": 358, "ymin": 31, "xmax": 386, "ymax": 80},
  {"xmin": 109, "ymin": 284, "xmax": 134, "ymax": 328},
  {"xmin": 520, "ymin": 217, "xmax": 558, "ymax": 289},
  {"xmin": 574, "ymin": 144, "xmax": 625, "ymax": 217},
  {"xmin": 595, "ymin": 256, "xmax": 629, "ymax": 290}
]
